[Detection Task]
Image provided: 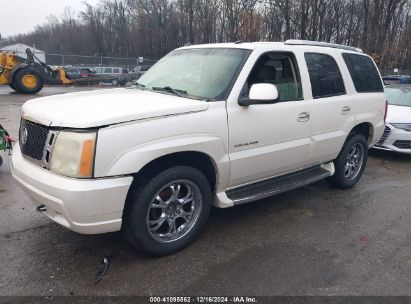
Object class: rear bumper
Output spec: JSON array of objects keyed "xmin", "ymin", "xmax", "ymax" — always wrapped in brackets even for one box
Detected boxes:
[{"xmin": 11, "ymin": 143, "xmax": 133, "ymax": 234}]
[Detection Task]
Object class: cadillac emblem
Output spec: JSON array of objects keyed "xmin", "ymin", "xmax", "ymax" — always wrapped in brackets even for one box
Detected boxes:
[{"xmin": 22, "ymin": 127, "xmax": 28, "ymax": 145}]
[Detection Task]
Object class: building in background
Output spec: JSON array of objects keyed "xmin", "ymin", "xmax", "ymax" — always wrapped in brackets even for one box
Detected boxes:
[{"xmin": 0, "ymin": 43, "xmax": 45, "ymax": 62}]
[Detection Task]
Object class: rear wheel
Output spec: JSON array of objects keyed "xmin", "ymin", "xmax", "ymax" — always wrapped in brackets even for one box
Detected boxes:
[
  {"xmin": 13, "ymin": 67, "xmax": 43, "ymax": 94},
  {"xmin": 123, "ymin": 166, "xmax": 212, "ymax": 256},
  {"xmin": 328, "ymin": 134, "xmax": 368, "ymax": 189}
]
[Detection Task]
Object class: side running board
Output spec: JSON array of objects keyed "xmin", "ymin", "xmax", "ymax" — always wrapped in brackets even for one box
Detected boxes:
[{"xmin": 226, "ymin": 165, "xmax": 332, "ymax": 205}]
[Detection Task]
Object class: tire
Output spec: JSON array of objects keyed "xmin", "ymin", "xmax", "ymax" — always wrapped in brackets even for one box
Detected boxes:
[
  {"xmin": 13, "ymin": 67, "xmax": 44, "ymax": 94},
  {"xmin": 0, "ymin": 156, "xmax": 2, "ymax": 168},
  {"xmin": 328, "ymin": 134, "xmax": 368, "ymax": 189},
  {"xmin": 122, "ymin": 166, "xmax": 212, "ymax": 256},
  {"xmin": 8, "ymin": 82, "xmax": 16, "ymax": 91},
  {"xmin": 111, "ymin": 78, "xmax": 119, "ymax": 86}
]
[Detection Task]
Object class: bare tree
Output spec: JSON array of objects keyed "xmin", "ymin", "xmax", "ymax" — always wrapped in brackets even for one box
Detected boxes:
[{"xmin": 2, "ymin": 0, "xmax": 411, "ymax": 69}]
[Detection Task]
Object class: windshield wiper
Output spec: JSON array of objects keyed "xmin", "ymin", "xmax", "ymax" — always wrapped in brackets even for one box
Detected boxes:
[
  {"xmin": 133, "ymin": 81, "xmax": 146, "ymax": 88},
  {"xmin": 152, "ymin": 86, "xmax": 187, "ymax": 97}
]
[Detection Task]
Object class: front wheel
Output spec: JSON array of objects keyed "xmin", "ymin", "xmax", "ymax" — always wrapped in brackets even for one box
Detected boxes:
[
  {"xmin": 13, "ymin": 67, "xmax": 44, "ymax": 94},
  {"xmin": 122, "ymin": 166, "xmax": 212, "ymax": 256},
  {"xmin": 111, "ymin": 78, "xmax": 119, "ymax": 86},
  {"xmin": 328, "ymin": 134, "xmax": 368, "ymax": 189}
]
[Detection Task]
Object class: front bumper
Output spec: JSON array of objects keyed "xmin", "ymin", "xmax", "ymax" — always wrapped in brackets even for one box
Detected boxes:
[
  {"xmin": 374, "ymin": 124, "xmax": 411, "ymax": 154},
  {"xmin": 11, "ymin": 143, "xmax": 133, "ymax": 234}
]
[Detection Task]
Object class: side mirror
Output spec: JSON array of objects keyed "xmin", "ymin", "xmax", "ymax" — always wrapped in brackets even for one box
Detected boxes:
[{"xmin": 238, "ymin": 83, "xmax": 279, "ymax": 106}]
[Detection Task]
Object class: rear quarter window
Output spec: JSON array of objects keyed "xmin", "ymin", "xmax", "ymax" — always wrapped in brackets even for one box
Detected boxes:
[{"xmin": 342, "ymin": 53, "xmax": 383, "ymax": 93}]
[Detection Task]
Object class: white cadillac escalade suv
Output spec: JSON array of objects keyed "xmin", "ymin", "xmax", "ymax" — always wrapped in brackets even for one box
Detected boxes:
[{"xmin": 12, "ymin": 40, "xmax": 387, "ymax": 255}]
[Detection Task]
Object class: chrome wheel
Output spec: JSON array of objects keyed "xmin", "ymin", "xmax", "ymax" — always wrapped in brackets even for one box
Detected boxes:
[
  {"xmin": 344, "ymin": 143, "xmax": 364, "ymax": 180},
  {"xmin": 146, "ymin": 180, "xmax": 202, "ymax": 243}
]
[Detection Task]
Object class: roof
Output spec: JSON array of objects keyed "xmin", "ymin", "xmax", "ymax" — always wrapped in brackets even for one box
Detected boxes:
[
  {"xmin": 179, "ymin": 42, "xmax": 281, "ymax": 50},
  {"xmin": 179, "ymin": 40, "xmax": 364, "ymax": 55}
]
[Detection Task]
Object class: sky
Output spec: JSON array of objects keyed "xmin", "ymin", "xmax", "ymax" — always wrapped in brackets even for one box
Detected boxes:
[{"xmin": 0, "ymin": 0, "xmax": 101, "ymax": 38}]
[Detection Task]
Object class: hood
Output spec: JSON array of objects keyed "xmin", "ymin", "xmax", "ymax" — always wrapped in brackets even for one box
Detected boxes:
[
  {"xmin": 386, "ymin": 104, "xmax": 411, "ymax": 124},
  {"xmin": 22, "ymin": 88, "xmax": 209, "ymax": 128}
]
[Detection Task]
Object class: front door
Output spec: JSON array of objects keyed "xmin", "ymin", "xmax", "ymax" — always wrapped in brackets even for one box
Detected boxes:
[{"xmin": 227, "ymin": 51, "xmax": 311, "ymax": 188}]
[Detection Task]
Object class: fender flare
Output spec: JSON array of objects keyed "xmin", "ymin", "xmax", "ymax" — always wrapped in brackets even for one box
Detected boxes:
[{"xmin": 95, "ymin": 134, "xmax": 230, "ymax": 190}]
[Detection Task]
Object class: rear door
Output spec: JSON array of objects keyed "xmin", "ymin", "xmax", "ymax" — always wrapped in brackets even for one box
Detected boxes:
[
  {"xmin": 341, "ymin": 53, "xmax": 386, "ymax": 144},
  {"xmin": 304, "ymin": 52, "xmax": 356, "ymax": 164}
]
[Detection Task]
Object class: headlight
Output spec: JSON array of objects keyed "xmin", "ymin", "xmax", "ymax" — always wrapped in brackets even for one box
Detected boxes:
[
  {"xmin": 50, "ymin": 131, "xmax": 96, "ymax": 178},
  {"xmin": 391, "ymin": 123, "xmax": 411, "ymax": 132}
]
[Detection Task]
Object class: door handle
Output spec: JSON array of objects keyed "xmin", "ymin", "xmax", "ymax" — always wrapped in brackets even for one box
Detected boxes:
[
  {"xmin": 341, "ymin": 106, "xmax": 351, "ymax": 115},
  {"xmin": 298, "ymin": 112, "xmax": 310, "ymax": 122}
]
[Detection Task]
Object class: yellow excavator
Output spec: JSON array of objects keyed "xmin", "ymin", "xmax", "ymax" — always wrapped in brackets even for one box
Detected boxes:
[{"xmin": 0, "ymin": 48, "xmax": 72, "ymax": 94}]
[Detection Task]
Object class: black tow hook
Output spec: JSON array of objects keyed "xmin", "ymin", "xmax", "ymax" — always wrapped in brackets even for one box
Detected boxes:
[{"xmin": 36, "ymin": 204, "xmax": 47, "ymax": 212}]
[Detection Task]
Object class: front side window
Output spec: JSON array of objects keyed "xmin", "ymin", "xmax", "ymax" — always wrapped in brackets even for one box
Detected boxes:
[
  {"xmin": 137, "ymin": 48, "xmax": 251, "ymax": 100},
  {"xmin": 343, "ymin": 53, "xmax": 384, "ymax": 93},
  {"xmin": 305, "ymin": 53, "xmax": 346, "ymax": 99},
  {"xmin": 112, "ymin": 68, "xmax": 120, "ymax": 73},
  {"xmin": 104, "ymin": 68, "xmax": 112, "ymax": 73},
  {"xmin": 241, "ymin": 52, "xmax": 303, "ymax": 102}
]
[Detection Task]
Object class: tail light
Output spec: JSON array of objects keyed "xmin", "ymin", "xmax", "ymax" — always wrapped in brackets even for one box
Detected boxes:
[
  {"xmin": 80, "ymin": 73, "xmax": 88, "ymax": 78},
  {"xmin": 384, "ymin": 100, "xmax": 388, "ymax": 123}
]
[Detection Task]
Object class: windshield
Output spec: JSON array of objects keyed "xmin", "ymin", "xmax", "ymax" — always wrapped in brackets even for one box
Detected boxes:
[
  {"xmin": 136, "ymin": 48, "xmax": 251, "ymax": 100},
  {"xmin": 385, "ymin": 86, "xmax": 411, "ymax": 107}
]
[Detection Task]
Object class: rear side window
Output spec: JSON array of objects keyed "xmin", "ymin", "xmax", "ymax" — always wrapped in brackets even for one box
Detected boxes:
[
  {"xmin": 342, "ymin": 54, "xmax": 383, "ymax": 92},
  {"xmin": 104, "ymin": 68, "xmax": 112, "ymax": 73},
  {"xmin": 305, "ymin": 53, "xmax": 346, "ymax": 99},
  {"xmin": 112, "ymin": 68, "xmax": 120, "ymax": 73}
]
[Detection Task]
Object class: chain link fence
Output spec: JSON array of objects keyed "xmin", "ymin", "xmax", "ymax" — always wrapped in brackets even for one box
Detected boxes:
[
  {"xmin": 380, "ymin": 70, "xmax": 411, "ymax": 76},
  {"xmin": 45, "ymin": 53, "xmax": 157, "ymax": 70}
]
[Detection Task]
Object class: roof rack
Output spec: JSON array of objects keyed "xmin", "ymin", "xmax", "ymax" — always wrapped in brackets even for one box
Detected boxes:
[{"xmin": 285, "ymin": 40, "xmax": 363, "ymax": 53}]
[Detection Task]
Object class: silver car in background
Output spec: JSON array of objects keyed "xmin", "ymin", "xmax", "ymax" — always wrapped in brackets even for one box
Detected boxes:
[{"xmin": 375, "ymin": 85, "xmax": 411, "ymax": 154}]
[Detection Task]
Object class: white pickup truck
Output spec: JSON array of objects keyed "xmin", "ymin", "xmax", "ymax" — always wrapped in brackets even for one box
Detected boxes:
[{"xmin": 12, "ymin": 40, "xmax": 386, "ymax": 255}]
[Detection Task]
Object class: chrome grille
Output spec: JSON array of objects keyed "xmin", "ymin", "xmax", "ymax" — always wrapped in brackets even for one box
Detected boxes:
[
  {"xmin": 377, "ymin": 125, "xmax": 391, "ymax": 145},
  {"xmin": 19, "ymin": 119, "xmax": 50, "ymax": 161}
]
